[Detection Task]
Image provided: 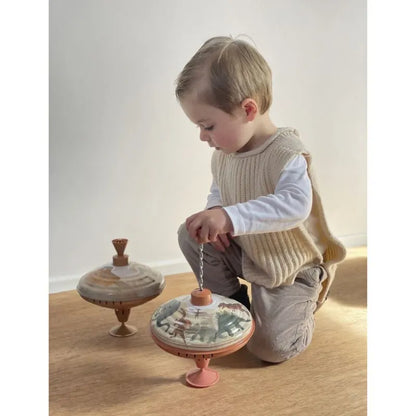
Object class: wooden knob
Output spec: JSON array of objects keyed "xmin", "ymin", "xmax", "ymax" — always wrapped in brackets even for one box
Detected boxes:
[
  {"xmin": 190, "ymin": 288, "xmax": 212, "ymax": 306},
  {"xmin": 112, "ymin": 238, "xmax": 129, "ymax": 266}
]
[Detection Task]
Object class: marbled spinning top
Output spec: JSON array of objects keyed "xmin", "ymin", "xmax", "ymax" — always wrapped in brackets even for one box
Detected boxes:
[
  {"xmin": 150, "ymin": 288, "xmax": 255, "ymax": 387},
  {"xmin": 77, "ymin": 238, "xmax": 165, "ymax": 337}
]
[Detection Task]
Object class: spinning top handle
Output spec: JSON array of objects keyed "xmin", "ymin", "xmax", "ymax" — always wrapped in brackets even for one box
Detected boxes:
[{"xmin": 112, "ymin": 238, "xmax": 129, "ymax": 266}]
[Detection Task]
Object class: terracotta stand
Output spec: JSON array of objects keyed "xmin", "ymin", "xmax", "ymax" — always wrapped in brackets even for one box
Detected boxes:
[
  {"xmin": 186, "ymin": 357, "xmax": 219, "ymax": 387},
  {"xmin": 80, "ymin": 295, "xmax": 159, "ymax": 337}
]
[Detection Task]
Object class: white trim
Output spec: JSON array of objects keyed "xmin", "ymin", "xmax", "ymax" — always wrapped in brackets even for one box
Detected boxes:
[
  {"xmin": 338, "ymin": 233, "xmax": 367, "ymax": 248},
  {"xmin": 49, "ymin": 234, "xmax": 367, "ymax": 294}
]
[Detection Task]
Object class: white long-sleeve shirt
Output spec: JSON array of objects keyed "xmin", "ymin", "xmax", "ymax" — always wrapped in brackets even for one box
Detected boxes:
[{"xmin": 205, "ymin": 154, "xmax": 312, "ymax": 236}]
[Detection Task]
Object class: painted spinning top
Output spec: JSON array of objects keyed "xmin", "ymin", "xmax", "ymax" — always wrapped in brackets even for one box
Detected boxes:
[
  {"xmin": 150, "ymin": 287, "xmax": 255, "ymax": 388},
  {"xmin": 77, "ymin": 238, "xmax": 165, "ymax": 337}
]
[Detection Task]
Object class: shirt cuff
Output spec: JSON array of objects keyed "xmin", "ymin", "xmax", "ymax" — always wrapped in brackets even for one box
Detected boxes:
[{"xmin": 223, "ymin": 205, "xmax": 245, "ymax": 236}]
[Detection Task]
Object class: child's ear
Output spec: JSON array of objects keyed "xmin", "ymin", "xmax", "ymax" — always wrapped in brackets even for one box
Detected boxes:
[{"xmin": 241, "ymin": 98, "xmax": 258, "ymax": 121}]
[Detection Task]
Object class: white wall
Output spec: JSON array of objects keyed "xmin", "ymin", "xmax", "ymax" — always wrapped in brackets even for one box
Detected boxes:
[{"xmin": 50, "ymin": 0, "xmax": 366, "ymax": 292}]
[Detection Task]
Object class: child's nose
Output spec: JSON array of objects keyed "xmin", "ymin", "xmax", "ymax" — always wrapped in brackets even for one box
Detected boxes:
[{"xmin": 199, "ymin": 129, "xmax": 209, "ymax": 142}]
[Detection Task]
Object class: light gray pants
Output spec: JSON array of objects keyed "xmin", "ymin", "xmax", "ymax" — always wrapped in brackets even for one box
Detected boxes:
[{"xmin": 178, "ymin": 223, "xmax": 325, "ymax": 363}]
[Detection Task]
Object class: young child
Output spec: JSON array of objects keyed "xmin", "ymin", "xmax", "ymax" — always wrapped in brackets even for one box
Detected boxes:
[{"xmin": 176, "ymin": 36, "xmax": 346, "ymax": 363}]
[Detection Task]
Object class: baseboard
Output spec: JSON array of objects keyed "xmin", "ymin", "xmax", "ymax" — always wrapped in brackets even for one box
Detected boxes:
[
  {"xmin": 49, "ymin": 234, "xmax": 366, "ymax": 294},
  {"xmin": 338, "ymin": 233, "xmax": 367, "ymax": 248}
]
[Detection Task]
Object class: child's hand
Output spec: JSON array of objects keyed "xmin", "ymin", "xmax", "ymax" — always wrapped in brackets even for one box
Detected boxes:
[
  {"xmin": 210, "ymin": 232, "xmax": 233, "ymax": 252},
  {"xmin": 186, "ymin": 208, "xmax": 234, "ymax": 246}
]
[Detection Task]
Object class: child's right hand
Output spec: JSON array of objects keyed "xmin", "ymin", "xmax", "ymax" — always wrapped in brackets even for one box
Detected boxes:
[
  {"xmin": 210, "ymin": 233, "xmax": 233, "ymax": 253},
  {"xmin": 185, "ymin": 208, "xmax": 234, "ymax": 247}
]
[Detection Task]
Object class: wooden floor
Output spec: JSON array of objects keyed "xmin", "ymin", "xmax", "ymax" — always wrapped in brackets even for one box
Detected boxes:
[{"xmin": 50, "ymin": 247, "xmax": 367, "ymax": 416}]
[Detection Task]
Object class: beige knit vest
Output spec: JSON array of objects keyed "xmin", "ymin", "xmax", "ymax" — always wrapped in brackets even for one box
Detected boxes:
[{"xmin": 212, "ymin": 127, "xmax": 346, "ymax": 305}]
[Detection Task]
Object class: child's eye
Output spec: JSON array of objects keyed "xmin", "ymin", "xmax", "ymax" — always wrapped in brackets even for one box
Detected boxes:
[{"xmin": 204, "ymin": 126, "xmax": 214, "ymax": 131}]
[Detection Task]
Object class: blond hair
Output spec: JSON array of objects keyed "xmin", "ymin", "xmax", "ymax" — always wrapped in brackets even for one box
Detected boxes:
[{"xmin": 175, "ymin": 36, "xmax": 272, "ymax": 114}]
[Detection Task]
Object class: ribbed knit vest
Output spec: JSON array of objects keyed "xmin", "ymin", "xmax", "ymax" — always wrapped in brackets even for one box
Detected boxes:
[{"xmin": 211, "ymin": 127, "xmax": 346, "ymax": 306}]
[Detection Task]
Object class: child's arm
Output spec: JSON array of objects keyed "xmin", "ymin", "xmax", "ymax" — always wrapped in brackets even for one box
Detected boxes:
[
  {"xmin": 185, "ymin": 155, "xmax": 311, "ymax": 245},
  {"xmin": 224, "ymin": 155, "xmax": 312, "ymax": 236},
  {"xmin": 186, "ymin": 179, "xmax": 233, "ymax": 250},
  {"xmin": 204, "ymin": 180, "xmax": 234, "ymax": 252}
]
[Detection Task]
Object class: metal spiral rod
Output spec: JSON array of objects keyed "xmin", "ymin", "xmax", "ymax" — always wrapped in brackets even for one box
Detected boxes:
[{"xmin": 198, "ymin": 244, "xmax": 204, "ymax": 291}]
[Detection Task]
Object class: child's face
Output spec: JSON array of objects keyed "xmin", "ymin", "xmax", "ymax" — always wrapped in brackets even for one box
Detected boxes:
[{"xmin": 180, "ymin": 93, "xmax": 254, "ymax": 154}]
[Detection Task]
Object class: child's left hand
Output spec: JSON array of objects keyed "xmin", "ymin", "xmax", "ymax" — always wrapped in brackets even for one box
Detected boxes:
[{"xmin": 186, "ymin": 208, "xmax": 234, "ymax": 244}]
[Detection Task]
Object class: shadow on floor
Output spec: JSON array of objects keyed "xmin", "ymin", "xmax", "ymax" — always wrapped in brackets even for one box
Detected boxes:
[
  {"xmin": 212, "ymin": 346, "xmax": 267, "ymax": 369},
  {"xmin": 327, "ymin": 255, "xmax": 367, "ymax": 308}
]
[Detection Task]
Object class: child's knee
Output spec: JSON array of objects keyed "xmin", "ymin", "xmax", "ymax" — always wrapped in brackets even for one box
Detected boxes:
[
  {"xmin": 177, "ymin": 222, "xmax": 186, "ymax": 240},
  {"xmin": 177, "ymin": 223, "xmax": 192, "ymax": 251},
  {"xmin": 247, "ymin": 322, "xmax": 314, "ymax": 363}
]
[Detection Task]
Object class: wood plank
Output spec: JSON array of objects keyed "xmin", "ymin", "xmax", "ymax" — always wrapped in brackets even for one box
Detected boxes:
[{"xmin": 50, "ymin": 248, "xmax": 367, "ymax": 415}]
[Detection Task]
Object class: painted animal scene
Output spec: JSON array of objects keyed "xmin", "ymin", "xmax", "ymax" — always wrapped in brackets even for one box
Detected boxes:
[{"xmin": 151, "ymin": 296, "xmax": 252, "ymax": 349}]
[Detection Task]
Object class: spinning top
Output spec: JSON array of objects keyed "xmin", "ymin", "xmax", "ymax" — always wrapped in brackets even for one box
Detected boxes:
[
  {"xmin": 150, "ymin": 287, "xmax": 255, "ymax": 387},
  {"xmin": 77, "ymin": 238, "xmax": 165, "ymax": 337}
]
